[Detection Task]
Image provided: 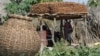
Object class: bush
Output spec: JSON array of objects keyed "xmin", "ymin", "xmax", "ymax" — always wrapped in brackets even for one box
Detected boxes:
[
  {"xmin": 36, "ymin": 42, "xmax": 100, "ymax": 56},
  {"xmin": 5, "ymin": 0, "xmax": 41, "ymax": 15}
]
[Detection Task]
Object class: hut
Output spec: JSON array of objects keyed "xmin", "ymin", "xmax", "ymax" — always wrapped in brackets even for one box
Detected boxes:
[
  {"xmin": 0, "ymin": 14, "xmax": 41, "ymax": 56},
  {"xmin": 28, "ymin": 2, "xmax": 88, "ymax": 46}
]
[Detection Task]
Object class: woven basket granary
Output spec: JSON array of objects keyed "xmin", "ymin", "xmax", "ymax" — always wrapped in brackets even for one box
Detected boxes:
[
  {"xmin": 30, "ymin": 2, "xmax": 87, "ymax": 14},
  {"xmin": 0, "ymin": 14, "xmax": 41, "ymax": 56}
]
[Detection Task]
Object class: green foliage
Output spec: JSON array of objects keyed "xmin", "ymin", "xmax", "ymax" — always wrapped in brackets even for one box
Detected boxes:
[
  {"xmin": 10, "ymin": 0, "xmax": 22, "ymax": 4},
  {"xmin": 40, "ymin": 0, "xmax": 62, "ymax": 2},
  {"xmin": 88, "ymin": 0, "xmax": 100, "ymax": 7},
  {"xmin": 2, "ymin": 15, "xmax": 9, "ymax": 21},
  {"xmin": 36, "ymin": 42, "xmax": 100, "ymax": 56},
  {"xmin": 5, "ymin": 0, "xmax": 41, "ymax": 15},
  {"xmin": 88, "ymin": 0, "xmax": 97, "ymax": 7}
]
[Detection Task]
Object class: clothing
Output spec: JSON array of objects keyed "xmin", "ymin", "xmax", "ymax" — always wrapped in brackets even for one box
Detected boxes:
[
  {"xmin": 64, "ymin": 22, "xmax": 73, "ymax": 33},
  {"xmin": 64, "ymin": 33, "xmax": 72, "ymax": 45}
]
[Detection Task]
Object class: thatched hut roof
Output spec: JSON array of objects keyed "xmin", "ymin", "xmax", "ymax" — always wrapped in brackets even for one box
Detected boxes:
[{"xmin": 29, "ymin": 2, "xmax": 88, "ymax": 20}]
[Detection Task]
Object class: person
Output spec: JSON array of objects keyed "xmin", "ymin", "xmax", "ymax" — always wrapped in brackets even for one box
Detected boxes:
[
  {"xmin": 36, "ymin": 22, "xmax": 48, "ymax": 47},
  {"xmin": 36, "ymin": 22, "xmax": 61, "ymax": 47},
  {"xmin": 64, "ymin": 19, "xmax": 73, "ymax": 46}
]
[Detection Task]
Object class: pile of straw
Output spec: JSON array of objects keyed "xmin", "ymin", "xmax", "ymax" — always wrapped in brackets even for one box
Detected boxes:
[
  {"xmin": 30, "ymin": 2, "xmax": 87, "ymax": 14},
  {"xmin": 0, "ymin": 14, "xmax": 41, "ymax": 56}
]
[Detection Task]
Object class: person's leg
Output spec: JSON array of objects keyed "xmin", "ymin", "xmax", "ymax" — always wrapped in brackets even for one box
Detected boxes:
[
  {"xmin": 65, "ymin": 33, "xmax": 72, "ymax": 46},
  {"xmin": 68, "ymin": 34, "xmax": 72, "ymax": 46}
]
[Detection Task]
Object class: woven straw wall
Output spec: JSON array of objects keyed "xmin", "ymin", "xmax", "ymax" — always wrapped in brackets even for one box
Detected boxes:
[{"xmin": 0, "ymin": 16, "xmax": 41, "ymax": 56}]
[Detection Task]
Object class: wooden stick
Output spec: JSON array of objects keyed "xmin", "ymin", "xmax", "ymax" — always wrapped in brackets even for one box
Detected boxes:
[
  {"xmin": 8, "ymin": 14, "xmax": 33, "ymax": 21},
  {"xmin": 51, "ymin": 18, "xmax": 57, "ymax": 45}
]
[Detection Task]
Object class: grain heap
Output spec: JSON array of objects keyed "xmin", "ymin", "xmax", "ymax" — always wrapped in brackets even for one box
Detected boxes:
[
  {"xmin": 0, "ymin": 14, "xmax": 41, "ymax": 56},
  {"xmin": 30, "ymin": 2, "xmax": 87, "ymax": 14}
]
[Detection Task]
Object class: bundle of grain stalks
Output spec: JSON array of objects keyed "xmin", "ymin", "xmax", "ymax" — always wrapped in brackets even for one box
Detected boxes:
[
  {"xmin": 0, "ymin": 14, "xmax": 41, "ymax": 56},
  {"xmin": 30, "ymin": 2, "xmax": 87, "ymax": 14}
]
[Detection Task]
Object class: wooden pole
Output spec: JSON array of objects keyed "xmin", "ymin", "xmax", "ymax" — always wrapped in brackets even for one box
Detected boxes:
[
  {"xmin": 8, "ymin": 14, "xmax": 33, "ymax": 21},
  {"xmin": 60, "ymin": 19, "xmax": 66, "ymax": 42},
  {"xmin": 60, "ymin": 19, "xmax": 63, "ymax": 40},
  {"xmin": 84, "ymin": 15, "xmax": 88, "ymax": 45},
  {"xmin": 62, "ymin": 19, "xmax": 66, "ymax": 42},
  {"xmin": 81, "ymin": 15, "xmax": 87, "ymax": 46},
  {"xmin": 38, "ymin": 15, "xmax": 44, "ymax": 56},
  {"xmin": 51, "ymin": 18, "xmax": 57, "ymax": 45}
]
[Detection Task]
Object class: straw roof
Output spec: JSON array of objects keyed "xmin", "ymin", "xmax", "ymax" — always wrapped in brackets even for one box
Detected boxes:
[
  {"xmin": 29, "ymin": 2, "xmax": 88, "ymax": 19},
  {"xmin": 30, "ymin": 2, "xmax": 87, "ymax": 14}
]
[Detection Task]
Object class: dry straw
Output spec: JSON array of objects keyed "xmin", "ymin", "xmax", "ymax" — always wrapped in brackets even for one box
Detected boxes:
[
  {"xmin": 30, "ymin": 2, "xmax": 87, "ymax": 14},
  {"xmin": 0, "ymin": 14, "xmax": 41, "ymax": 56}
]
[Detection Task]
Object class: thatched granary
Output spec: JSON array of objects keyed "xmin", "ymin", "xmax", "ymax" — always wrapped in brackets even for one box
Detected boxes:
[{"xmin": 0, "ymin": 14, "xmax": 41, "ymax": 56}]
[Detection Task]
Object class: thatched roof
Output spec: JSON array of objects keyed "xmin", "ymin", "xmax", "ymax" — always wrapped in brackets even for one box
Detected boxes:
[
  {"xmin": 28, "ymin": 2, "xmax": 88, "ymax": 20},
  {"xmin": 30, "ymin": 2, "xmax": 87, "ymax": 14}
]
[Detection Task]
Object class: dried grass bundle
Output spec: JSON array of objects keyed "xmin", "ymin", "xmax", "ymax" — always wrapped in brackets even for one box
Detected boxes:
[
  {"xmin": 0, "ymin": 14, "xmax": 41, "ymax": 56},
  {"xmin": 30, "ymin": 2, "xmax": 87, "ymax": 14},
  {"xmin": 30, "ymin": 3, "xmax": 49, "ymax": 14}
]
